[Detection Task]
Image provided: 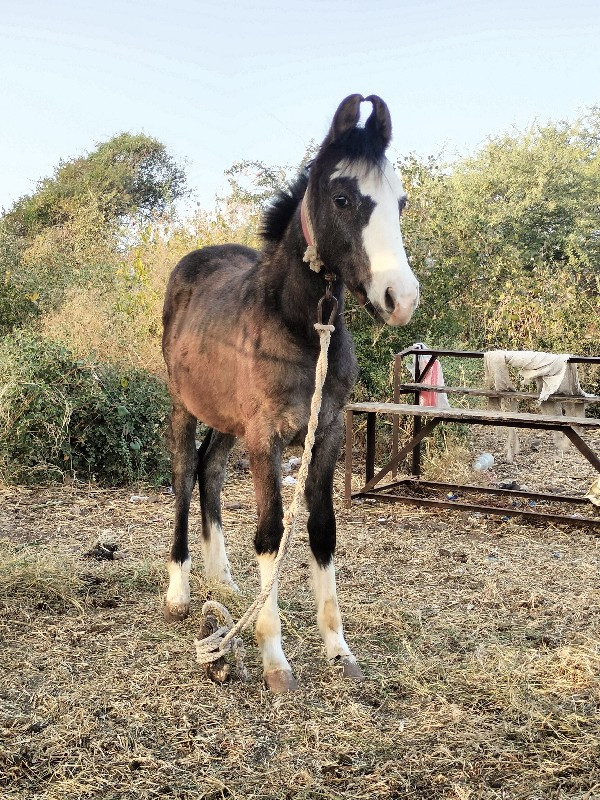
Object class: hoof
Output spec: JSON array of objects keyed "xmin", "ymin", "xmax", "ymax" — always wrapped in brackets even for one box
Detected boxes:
[
  {"xmin": 264, "ymin": 669, "xmax": 298, "ymax": 693},
  {"xmin": 163, "ymin": 602, "xmax": 190, "ymax": 622},
  {"xmin": 333, "ymin": 656, "xmax": 364, "ymax": 680}
]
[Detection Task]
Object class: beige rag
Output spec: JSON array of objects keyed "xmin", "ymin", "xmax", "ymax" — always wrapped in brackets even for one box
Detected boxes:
[
  {"xmin": 584, "ymin": 477, "xmax": 600, "ymax": 507},
  {"xmin": 484, "ymin": 350, "xmax": 572, "ymax": 403}
]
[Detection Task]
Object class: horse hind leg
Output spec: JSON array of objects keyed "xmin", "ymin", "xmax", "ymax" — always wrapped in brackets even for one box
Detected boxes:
[
  {"xmin": 198, "ymin": 430, "xmax": 238, "ymax": 591},
  {"xmin": 165, "ymin": 404, "xmax": 197, "ymax": 621}
]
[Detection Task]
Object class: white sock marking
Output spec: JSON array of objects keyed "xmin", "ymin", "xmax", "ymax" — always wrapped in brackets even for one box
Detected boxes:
[
  {"xmin": 201, "ymin": 519, "xmax": 238, "ymax": 591},
  {"xmin": 310, "ymin": 555, "xmax": 354, "ymax": 662},
  {"xmin": 166, "ymin": 556, "xmax": 191, "ymax": 610},
  {"xmin": 255, "ymin": 553, "xmax": 291, "ymax": 674}
]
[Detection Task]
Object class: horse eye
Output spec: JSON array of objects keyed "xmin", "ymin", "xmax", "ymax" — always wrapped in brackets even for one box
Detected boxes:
[{"xmin": 333, "ymin": 195, "xmax": 349, "ymax": 209}]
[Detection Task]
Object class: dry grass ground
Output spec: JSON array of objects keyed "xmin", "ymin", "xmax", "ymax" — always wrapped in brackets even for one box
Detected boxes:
[{"xmin": 1, "ymin": 429, "xmax": 599, "ymax": 800}]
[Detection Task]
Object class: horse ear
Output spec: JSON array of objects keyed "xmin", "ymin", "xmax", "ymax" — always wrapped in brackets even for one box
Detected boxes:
[
  {"xmin": 326, "ymin": 94, "xmax": 364, "ymax": 143},
  {"xmin": 364, "ymin": 95, "xmax": 392, "ymax": 148}
]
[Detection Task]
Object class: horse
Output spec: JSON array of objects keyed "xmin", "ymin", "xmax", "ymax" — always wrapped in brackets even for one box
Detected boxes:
[{"xmin": 162, "ymin": 94, "xmax": 420, "ymax": 692}]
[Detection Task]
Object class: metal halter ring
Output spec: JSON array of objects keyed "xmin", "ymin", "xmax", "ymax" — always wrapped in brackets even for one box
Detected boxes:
[{"xmin": 317, "ymin": 273, "xmax": 338, "ymax": 325}]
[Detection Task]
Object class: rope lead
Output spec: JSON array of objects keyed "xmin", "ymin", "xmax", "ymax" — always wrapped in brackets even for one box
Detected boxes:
[{"xmin": 194, "ymin": 322, "xmax": 334, "ymax": 679}]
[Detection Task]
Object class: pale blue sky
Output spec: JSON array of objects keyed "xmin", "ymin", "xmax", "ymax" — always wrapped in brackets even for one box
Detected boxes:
[{"xmin": 1, "ymin": 0, "xmax": 599, "ymax": 212}]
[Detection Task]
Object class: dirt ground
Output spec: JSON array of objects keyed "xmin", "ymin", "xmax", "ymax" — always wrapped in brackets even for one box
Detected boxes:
[{"xmin": 1, "ymin": 427, "xmax": 599, "ymax": 800}]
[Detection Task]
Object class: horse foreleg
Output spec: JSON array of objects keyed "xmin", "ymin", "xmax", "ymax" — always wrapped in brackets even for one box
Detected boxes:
[
  {"xmin": 305, "ymin": 417, "xmax": 362, "ymax": 679},
  {"xmin": 249, "ymin": 440, "xmax": 298, "ymax": 692},
  {"xmin": 165, "ymin": 404, "xmax": 197, "ymax": 621},
  {"xmin": 198, "ymin": 430, "xmax": 239, "ymax": 591}
]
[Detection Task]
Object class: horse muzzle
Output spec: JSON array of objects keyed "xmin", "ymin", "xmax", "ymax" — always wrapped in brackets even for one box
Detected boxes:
[
  {"xmin": 369, "ymin": 283, "xmax": 420, "ymax": 326},
  {"xmin": 381, "ymin": 287, "xmax": 420, "ymax": 326},
  {"xmin": 351, "ymin": 280, "xmax": 419, "ymax": 326}
]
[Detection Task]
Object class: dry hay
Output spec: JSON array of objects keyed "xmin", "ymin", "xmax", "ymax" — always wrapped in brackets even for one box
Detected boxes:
[{"xmin": 1, "ymin": 430, "xmax": 600, "ymax": 800}]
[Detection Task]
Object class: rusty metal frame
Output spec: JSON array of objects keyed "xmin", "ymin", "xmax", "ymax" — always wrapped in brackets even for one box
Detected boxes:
[{"xmin": 345, "ymin": 348, "xmax": 600, "ymax": 529}]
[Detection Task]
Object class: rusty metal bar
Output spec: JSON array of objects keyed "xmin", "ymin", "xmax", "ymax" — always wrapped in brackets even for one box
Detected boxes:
[
  {"xmin": 562, "ymin": 426, "xmax": 600, "ymax": 472},
  {"xmin": 395, "ymin": 347, "xmax": 483, "ymax": 359},
  {"xmin": 396, "ymin": 383, "xmax": 600, "ymax": 404},
  {"xmin": 411, "ymin": 416, "xmax": 422, "ymax": 475},
  {"xmin": 392, "ymin": 354, "xmax": 401, "ymax": 479},
  {"xmin": 365, "ymin": 412, "xmax": 376, "ymax": 483},
  {"xmin": 344, "ymin": 408, "xmax": 353, "ymax": 508},
  {"xmin": 411, "ymin": 354, "xmax": 423, "ymax": 476},
  {"xmin": 389, "ymin": 478, "xmax": 591, "ymax": 505},
  {"xmin": 394, "ymin": 347, "xmax": 600, "ymax": 365},
  {"xmin": 361, "ymin": 418, "xmax": 442, "ymax": 493},
  {"xmin": 354, "ymin": 490, "xmax": 600, "ymax": 529}
]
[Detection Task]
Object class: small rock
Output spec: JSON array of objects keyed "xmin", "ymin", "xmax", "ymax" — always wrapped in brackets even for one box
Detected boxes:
[
  {"xmin": 499, "ymin": 479, "xmax": 520, "ymax": 490},
  {"xmin": 468, "ymin": 513, "xmax": 485, "ymax": 524},
  {"xmin": 84, "ymin": 542, "xmax": 119, "ymax": 561}
]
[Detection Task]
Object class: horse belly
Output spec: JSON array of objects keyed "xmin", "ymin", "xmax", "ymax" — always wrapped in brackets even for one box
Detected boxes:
[
  {"xmin": 167, "ymin": 311, "xmax": 315, "ymax": 443},
  {"xmin": 171, "ymin": 341, "xmax": 246, "ymax": 437}
]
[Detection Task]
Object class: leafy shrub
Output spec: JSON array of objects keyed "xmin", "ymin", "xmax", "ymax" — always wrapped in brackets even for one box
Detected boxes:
[
  {"xmin": 0, "ymin": 222, "xmax": 40, "ymax": 334},
  {"xmin": 0, "ymin": 332, "xmax": 171, "ymax": 485}
]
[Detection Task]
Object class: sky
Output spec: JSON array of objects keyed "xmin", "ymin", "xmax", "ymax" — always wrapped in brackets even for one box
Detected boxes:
[{"xmin": 1, "ymin": 0, "xmax": 599, "ymax": 213}]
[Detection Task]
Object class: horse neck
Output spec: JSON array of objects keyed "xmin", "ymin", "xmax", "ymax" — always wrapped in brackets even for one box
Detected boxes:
[{"xmin": 261, "ymin": 212, "xmax": 345, "ymax": 340}]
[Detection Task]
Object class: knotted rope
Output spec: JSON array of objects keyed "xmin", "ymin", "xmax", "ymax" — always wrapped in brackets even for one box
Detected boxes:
[{"xmin": 194, "ymin": 321, "xmax": 336, "ymax": 678}]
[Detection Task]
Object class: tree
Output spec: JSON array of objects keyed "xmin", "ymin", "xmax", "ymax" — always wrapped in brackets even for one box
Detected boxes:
[
  {"xmin": 399, "ymin": 108, "xmax": 600, "ymax": 353},
  {"xmin": 4, "ymin": 133, "xmax": 187, "ymax": 238},
  {"xmin": 0, "ymin": 134, "xmax": 187, "ymax": 332}
]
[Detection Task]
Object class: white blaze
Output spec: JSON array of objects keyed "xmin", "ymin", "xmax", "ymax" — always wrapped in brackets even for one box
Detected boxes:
[{"xmin": 331, "ymin": 158, "xmax": 419, "ymax": 325}]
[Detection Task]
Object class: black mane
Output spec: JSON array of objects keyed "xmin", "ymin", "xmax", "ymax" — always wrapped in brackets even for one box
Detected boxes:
[{"xmin": 260, "ymin": 170, "xmax": 309, "ymax": 244}]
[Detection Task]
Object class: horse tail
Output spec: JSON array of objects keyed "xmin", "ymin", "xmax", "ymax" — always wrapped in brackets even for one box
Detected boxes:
[{"xmin": 196, "ymin": 427, "xmax": 214, "ymax": 475}]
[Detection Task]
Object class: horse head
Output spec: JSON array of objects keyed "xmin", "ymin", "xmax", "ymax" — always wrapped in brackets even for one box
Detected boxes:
[{"xmin": 305, "ymin": 94, "xmax": 419, "ymax": 326}]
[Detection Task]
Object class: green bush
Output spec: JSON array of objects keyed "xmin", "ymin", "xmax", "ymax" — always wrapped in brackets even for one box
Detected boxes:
[{"xmin": 0, "ymin": 332, "xmax": 171, "ymax": 485}]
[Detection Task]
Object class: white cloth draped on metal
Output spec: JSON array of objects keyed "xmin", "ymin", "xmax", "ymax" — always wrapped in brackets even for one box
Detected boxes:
[{"xmin": 483, "ymin": 350, "xmax": 588, "ymax": 461}]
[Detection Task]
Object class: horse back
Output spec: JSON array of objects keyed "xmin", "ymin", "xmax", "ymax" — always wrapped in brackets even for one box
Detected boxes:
[{"xmin": 162, "ymin": 244, "xmax": 259, "ymax": 336}]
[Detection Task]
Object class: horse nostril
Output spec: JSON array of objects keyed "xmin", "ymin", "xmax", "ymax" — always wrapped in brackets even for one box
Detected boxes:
[{"xmin": 384, "ymin": 287, "xmax": 396, "ymax": 313}]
